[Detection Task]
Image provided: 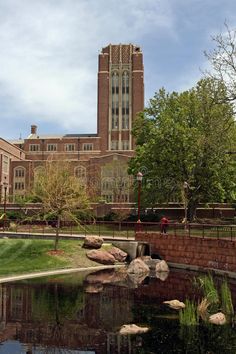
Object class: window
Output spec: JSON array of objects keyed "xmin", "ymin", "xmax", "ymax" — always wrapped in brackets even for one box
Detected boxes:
[
  {"xmin": 3, "ymin": 155, "xmax": 9, "ymax": 173},
  {"xmin": 14, "ymin": 182, "xmax": 25, "ymax": 190},
  {"xmin": 29, "ymin": 144, "xmax": 40, "ymax": 152},
  {"xmin": 122, "ymin": 140, "xmax": 129, "ymax": 150},
  {"xmin": 75, "ymin": 166, "xmax": 86, "ymax": 178},
  {"xmin": 14, "ymin": 167, "xmax": 25, "ymax": 178},
  {"xmin": 83, "ymin": 143, "xmax": 93, "ymax": 151},
  {"xmin": 111, "ymin": 72, "xmax": 119, "ymax": 130},
  {"xmin": 65, "ymin": 144, "xmax": 75, "ymax": 152},
  {"xmin": 122, "ymin": 71, "xmax": 129, "ymax": 129},
  {"xmin": 102, "ymin": 194, "xmax": 113, "ymax": 203},
  {"xmin": 47, "ymin": 144, "xmax": 57, "ymax": 151},
  {"xmin": 111, "ymin": 140, "xmax": 119, "ymax": 150}
]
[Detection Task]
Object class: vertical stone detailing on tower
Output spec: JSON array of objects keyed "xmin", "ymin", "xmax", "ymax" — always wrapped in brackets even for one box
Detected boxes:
[{"xmin": 97, "ymin": 44, "xmax": 144, "ymax": 152}]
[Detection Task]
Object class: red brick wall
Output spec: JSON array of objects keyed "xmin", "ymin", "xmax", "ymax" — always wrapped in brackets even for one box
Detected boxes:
[{"xmin": 136, "ymin": 232, "xmax": 236, "ymax": 272}]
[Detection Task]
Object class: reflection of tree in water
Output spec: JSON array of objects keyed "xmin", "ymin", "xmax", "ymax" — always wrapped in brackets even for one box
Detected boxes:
[{"xmin": 18, "ymin": 283, "xmax": 85, "ymax": 352}]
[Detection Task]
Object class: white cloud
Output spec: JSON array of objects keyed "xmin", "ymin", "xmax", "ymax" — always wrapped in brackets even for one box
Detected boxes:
[{"xmin": 0, "ymin": 0, "xmax": 175, "ymax": 137}]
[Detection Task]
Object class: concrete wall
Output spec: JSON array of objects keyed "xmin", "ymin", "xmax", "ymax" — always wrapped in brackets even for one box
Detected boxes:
[{"xmin": 136, "ymin": 232, "xmax": 236, "ymax": 273}]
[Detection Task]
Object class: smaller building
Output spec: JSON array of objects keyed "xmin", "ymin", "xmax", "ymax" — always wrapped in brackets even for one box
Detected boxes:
[{"xmin": 0, "ymin": 138, "xmax": 25, "ymax": 202}]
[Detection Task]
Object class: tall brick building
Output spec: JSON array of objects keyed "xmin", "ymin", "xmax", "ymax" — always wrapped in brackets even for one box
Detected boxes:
[{"xmin": 4, "ymin": 44, "xmax": 144, "ymax": 206}]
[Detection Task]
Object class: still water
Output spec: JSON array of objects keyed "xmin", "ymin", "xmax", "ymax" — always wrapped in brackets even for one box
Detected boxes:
[{"xmin": 0, "ymin": 268, "xmax": 236, "ymax": 354}]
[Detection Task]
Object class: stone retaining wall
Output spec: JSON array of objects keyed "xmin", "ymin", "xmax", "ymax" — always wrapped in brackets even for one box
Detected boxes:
[{"xmin": 136, "ymin": 232, "xmax": 236, "ymax": 272}]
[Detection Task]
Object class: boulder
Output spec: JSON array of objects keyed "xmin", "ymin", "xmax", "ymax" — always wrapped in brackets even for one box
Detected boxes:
[
  {"xmin": 141, "ymin": 256, "xmax": 162, "ymax": 270},
  {"xmin": 209, "ymin": 312, "xmax": 226, "ymax": 325},
  {"xmin": 119, "ymin": 324, "xmax": 149, "ymax": 335},
  {"xmin": 109, "ymin": 247, "xmax": 127, "ymax": 262},
  {"xmin": 163, "ymin": 299, "xmax": 185, "ymax": 310},
  {"xmin": 155, "ymin": 260, "xmax": 169, "ymax": 272},
  {"xmin": 86, "ymin": 250, "xmax": 116, "ymax": 265},
  {"xmin": 83, "ymin": 235, "xmax": 103, "ymax": 249},
  {"xmin": 127, "ymin": 258, "xmax": 150, "ymax": 276}
]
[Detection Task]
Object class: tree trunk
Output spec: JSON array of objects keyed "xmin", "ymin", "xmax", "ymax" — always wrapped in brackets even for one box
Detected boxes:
[
  {"xmin": 187, "ymin": 199, "xmax": 198, "ymax": 222},
  {"xmin": 54, "ymin": 216, "xmax": 60, "ymax": 251}
]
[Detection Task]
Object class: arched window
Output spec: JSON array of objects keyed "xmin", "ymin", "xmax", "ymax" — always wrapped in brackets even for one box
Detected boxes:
[
  {"xmin": 14, "ymin": 167, "xmax": 25, "ymax": 178},
  {"xmin": 75, "ymin": 166, "xmax": 86, "ymax": 179}
]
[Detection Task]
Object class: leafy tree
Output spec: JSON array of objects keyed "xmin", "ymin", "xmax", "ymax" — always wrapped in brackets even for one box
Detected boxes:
[
  {"xmin": 129, "ymin": 78, "xmax": 236, "ymax": 220},
  {"xmin": 32, "ymin": 159, "xmax": 90, "ymax": 250}
]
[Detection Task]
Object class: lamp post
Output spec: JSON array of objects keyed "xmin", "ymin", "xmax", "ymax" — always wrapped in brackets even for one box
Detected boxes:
[
  {"xmin": 183, "ymin": 181, "xmax": 188, "ymax": 231},
  {"xmin": 3, "ymin": 180, "xmax": 7, "ymax": 231},
  {"xmin": 136, "ymin": 172, "xmax": 143, "ymax": 225}
]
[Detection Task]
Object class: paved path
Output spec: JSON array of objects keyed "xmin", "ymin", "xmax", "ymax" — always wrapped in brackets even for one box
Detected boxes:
[{"xmin": 0, "ymin": 231, "xmax": 135, "ymax": 241}]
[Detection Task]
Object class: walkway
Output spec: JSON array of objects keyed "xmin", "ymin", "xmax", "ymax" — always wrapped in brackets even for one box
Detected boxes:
[{"xmin": 0, "ymin": 230, "xmax": 135, "ymax": 242}]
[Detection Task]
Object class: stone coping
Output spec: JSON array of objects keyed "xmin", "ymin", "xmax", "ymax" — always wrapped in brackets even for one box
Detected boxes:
[{"xmin": 0, "ymin": 264, "xmax": 125, "ymax": 284}]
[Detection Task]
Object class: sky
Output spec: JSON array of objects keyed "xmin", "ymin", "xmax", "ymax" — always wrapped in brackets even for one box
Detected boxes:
[{"xmin": 0, "ymin": 0, "xmax": 236, "ymax": 140}]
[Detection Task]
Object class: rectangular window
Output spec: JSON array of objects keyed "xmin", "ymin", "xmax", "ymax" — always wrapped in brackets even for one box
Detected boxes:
[
  {"xmin": 122, "ymin": 140, "xmax": 129, "ymax": 150},
  {"xmin": 47, "ymin": 144, "xmax": 57, "ymax": 152},
  {"xmin": 111, "ymin": 140, "xmax": 119, "ymax": 150},
  {"xmin": 14, "ymin": 182, "xmax": 25, "ymax": 190},
  {"xmin": 65, "ymin": 144, "xmax": 75, "ymax": 152},
  {"xmin": 83, "ymin": 143, "xmax": 93, "ymax": 151},
  {"xmin": 29, "ymin": 144, "xmax": 40, "ymax": 152}
]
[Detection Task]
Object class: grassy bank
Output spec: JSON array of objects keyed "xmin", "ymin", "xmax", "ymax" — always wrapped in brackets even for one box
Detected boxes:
[{"xmin": 0, "ymin": 238, "xmax": 104, "ymax": 276}]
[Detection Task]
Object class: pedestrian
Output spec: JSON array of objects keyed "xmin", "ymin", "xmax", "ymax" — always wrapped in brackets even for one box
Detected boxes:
[{"xmin": 160, "ymin": 216, "xmax": 169, "ymax": 235}]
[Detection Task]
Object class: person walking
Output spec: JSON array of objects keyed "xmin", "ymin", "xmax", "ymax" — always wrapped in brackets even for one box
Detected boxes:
[{"xmin": 160, "ymin": 216, "xmax": 169, "ymax": 235}]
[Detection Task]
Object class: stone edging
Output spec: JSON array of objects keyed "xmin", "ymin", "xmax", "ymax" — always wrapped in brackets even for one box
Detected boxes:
[{"xmin": 0, "ymin": 264, "xmax": 125, "ymax": 284}]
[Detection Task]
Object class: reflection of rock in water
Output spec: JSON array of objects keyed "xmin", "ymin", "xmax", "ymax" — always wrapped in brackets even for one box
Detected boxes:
[
  {"xmin": 155, "ymin": 271, "xmax": 169, "ymax": 281},
  {"xmin": 127, "ymin": 272, "xmax": 149, "ymax": 288},
  {"xmin": 85, "ymin": 268, "xmax": 127, "ymax": 285}
]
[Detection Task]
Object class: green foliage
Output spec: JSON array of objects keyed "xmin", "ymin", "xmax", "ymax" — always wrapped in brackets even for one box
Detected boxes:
[
  {"xmin": 179, "ymin": 299, "xmax": 199, "ymax": 326},
  {"xmin": 220, "ymin": 280, "xmax": 234, "ymax": 316},
  {"xmin": 197, "ymin": 274, "xmax": 219, "ymax": 306},
  {"xmin": 129, "ymin": 78, "xmax": 236, "ymax": 220}
]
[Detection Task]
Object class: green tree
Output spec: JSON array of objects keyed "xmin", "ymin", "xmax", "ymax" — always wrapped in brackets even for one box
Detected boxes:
[
  {"xmin": 129, "ymin": 78, "xmax": 236, "ymax": 220},
  {"xmin": 32, "ymin": 159, "xmax": 90, "ymax": 250}
]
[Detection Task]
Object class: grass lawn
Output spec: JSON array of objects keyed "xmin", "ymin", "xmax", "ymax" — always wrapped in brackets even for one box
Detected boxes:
[{"xmin": 0, "ymin": 238, "xmax": 106, "ymax": 277}]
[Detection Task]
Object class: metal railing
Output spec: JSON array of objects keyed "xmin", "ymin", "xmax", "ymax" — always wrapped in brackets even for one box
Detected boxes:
[{"xmin": 0, "ymin": 220, "xmax": 236, "ymax": 241}]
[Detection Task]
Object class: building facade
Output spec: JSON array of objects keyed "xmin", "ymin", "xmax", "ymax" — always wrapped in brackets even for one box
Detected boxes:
[{"xmin": 6, "ymin": 44, "xmax": 144, "ymax": 205}]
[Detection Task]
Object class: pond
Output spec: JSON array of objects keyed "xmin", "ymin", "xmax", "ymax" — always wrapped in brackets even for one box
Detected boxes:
[{"xmin": 0, "ymin": 268, "xmax": 236, "ymax": 353}]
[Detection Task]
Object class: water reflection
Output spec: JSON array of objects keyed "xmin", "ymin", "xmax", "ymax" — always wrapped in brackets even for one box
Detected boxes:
[{"xmin": 0, "ymin": 269, "xmax": 236, "ymax": 353}]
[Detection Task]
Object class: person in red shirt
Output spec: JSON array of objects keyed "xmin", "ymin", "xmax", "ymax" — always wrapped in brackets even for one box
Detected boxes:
[{"xmin": 160, "ymin": 216, "xmax": 169, "ymax": 235}]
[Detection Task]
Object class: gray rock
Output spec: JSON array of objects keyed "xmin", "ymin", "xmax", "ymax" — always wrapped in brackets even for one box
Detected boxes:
[
  {"xmin": 86, "ymin": 249, "xmax": 116, "ymax": 265},
  {"xmin": 109, "ymin": 247, "xmax": 127, "ymax": 262},
  {"xmin": 83, "ymin": 235, "xmax": 103, "ymax": 249},
  {"xmin": 127, "ymin": 257, "xmax": 150, "ymax": 275},
  {"xmin": 155, "ymin": 260, "xmax": 169, "ymax": 272}
]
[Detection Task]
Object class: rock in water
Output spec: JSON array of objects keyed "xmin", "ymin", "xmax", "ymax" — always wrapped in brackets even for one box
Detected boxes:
[
  {"xmin": 127, "ymin": 258, "xmax": 150, "ymax": 275},
  {"xmin": 209, "ymin": 312, "xmax": 226, "ymax": 325},
  {"xmin": 163, "ymin": 299, "xmax": 185, "ymax": 310},
  {"xmin": 119, "ymin": 324, "xmax": 149, "ymax": 335},
  {"xmin": 155, "ymin": 260, "xmax": 169, "ymax": 272}
]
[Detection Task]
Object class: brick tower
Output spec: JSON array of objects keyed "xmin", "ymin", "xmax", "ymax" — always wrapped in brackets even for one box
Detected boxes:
[{"xmin": 97, "ymin": 44, "xmax": 144, "ymax": 152}]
